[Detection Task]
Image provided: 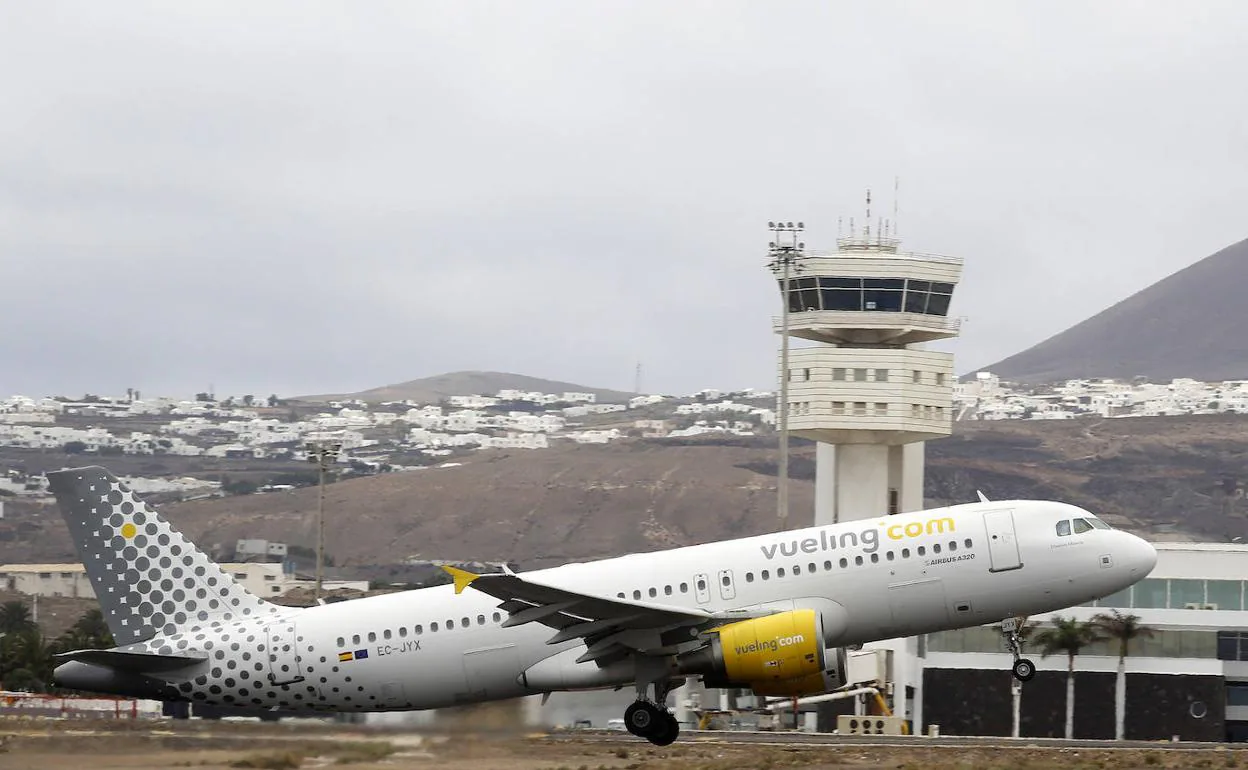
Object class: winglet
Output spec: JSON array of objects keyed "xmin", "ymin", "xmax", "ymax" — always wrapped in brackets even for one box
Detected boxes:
[
  {"xmin": 976, "ymin": 490, "xmax": 990, "ymax": 503},
  {"xmin": 442, "ymin": 565, "xmax": 480, "ymax": 595}
]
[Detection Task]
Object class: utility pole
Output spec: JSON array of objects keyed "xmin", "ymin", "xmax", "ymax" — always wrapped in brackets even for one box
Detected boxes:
[
  {"xmin": 305, "ymin": 438, "xmax": 343, "ymax": 601},
  {"xmin": 767, "ymin": 221, "xmax": 805, "ymax": 532}
]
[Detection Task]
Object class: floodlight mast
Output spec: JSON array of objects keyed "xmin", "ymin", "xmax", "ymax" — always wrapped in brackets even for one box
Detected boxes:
[
  {"xmin": 767, "ymin": 221, "xmax": 805, "ymax": 532},
  {"xmin": 305, "ymin": 438, "xmax": 343, "ymax": 601}
]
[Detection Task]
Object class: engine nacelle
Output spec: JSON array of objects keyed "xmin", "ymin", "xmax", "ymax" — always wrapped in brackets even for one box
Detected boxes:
[
  {"xmin": 678, "ymin": 609, "xmax": 825, "ymax": 686},
  {"xmin": 749, "ymin": 646, "xmax": 848, "ymax": 697}
]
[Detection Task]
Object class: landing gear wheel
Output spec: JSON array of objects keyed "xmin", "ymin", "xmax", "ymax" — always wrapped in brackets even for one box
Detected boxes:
[
  {"xmin": 624, "ymin": 701, "xmax": 663, "ymax": 737},
  {"xmin": 646, "ymin": 712, "xmax": 680, "ymax": 746},
  {"xmin": 1012, "ymin": 658, "xmax": 1036, "ymax": 682}
]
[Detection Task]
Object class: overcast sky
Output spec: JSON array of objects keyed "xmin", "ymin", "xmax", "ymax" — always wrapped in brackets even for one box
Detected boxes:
[{"xmin": 3, "ymin": 1, "xmax": 1247, "ymax": 399}]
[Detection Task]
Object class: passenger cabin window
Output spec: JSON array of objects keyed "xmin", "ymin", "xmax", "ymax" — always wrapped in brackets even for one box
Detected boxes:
[
  {"xmin": 1057, "ymin": 520, "xmax": 1072, "ymax": 536},
  {"xmin": 1073, "ymin": 518, "xmax": 1094, "ymax": 534},
  {"xmin": 777, "ymin": 568, "xmax": 786, "ymax": 578},
  {"xmin": 746, "ymin": 572, "xmax": 755, "ymax": 583},
  {"xmin": 337, "ymin": 636, "xmax": 345, "ymax": 647},
  {"xmin": 680, "ymin": 583, "xmax": 689, "ymax": 593},
  {"xmin": 697, "ymin": 578, "xmax": 707, "ymax": 591},
  {"xmin": 415, "ymin": 624, "xmax": 423, "ymax": 635},
  {"xmin": 352, "ymin": 634, "xmax": 361, "ymax": 645},
  {"xmin": 761, "ymin": 570, "xmax": 770, "ymax": 580},
  {"xmin": 383, "ymin": 629, "xmax": 392, "ymax": 640},
  {"xmin": 633, "ymin": 590, "xmax": 641, "ymax": 600},
  {"xmin": 430, "ymin": 622, "xmax": 438, "ymax": 632},
  {"xmin": 839, "ymin": 558, "xmax": 848, "ymax": 568},
  {"xmin": 665, "ymin": 585, "xmax": 673, "ymax": 595}
]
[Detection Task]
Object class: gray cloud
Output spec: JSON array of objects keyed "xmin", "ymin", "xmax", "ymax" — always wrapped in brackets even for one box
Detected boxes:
[{"xmin": 3, "ymin": 1, "xmax": 1246, "ymax": 398}]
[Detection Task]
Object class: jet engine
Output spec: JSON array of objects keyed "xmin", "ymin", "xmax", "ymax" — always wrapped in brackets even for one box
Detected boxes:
[{"xmin": 678, "ymin": 608, "xmax": 843, "ymax": 693}]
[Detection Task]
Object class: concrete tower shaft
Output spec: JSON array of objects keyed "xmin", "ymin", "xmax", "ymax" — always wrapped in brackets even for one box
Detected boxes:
[{"xmin": 769, "ymin": 229, "xmax": 962, "ymax": 525}]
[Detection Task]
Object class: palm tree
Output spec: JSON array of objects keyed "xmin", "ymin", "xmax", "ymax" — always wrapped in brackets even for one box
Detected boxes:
[
  {"xmin": 1034, "ymin": 616, "xmax": 1102, "ymax": 739},
  {"xmin": 0, "ymin": 600, "xmax": 36, "ymax": 635},
  {"xmin": 1093, "ymin": 610, "xmax": 1153, "ymax": 741}
]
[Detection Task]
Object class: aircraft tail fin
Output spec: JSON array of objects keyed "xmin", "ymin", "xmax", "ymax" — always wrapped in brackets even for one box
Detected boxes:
[{"xmin": 46, "ymin": 466, "xmax": 282, "ymax": 646}]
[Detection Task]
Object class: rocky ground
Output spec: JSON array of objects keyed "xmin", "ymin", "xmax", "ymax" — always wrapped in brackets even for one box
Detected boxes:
[{"xmin": 0, "ymin": 718, "xmax": 1245, "ymax": 770}]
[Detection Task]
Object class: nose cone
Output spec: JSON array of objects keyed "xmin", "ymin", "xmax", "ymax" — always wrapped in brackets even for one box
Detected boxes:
[{"xmin": 1124, "ymin": 533, "xmax": 1158, "ymax": 577}]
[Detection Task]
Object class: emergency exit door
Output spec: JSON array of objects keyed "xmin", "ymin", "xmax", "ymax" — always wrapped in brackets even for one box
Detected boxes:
[{"xmin": 983, "ymin": 509, "xmax": 1023, "ymax": 573}]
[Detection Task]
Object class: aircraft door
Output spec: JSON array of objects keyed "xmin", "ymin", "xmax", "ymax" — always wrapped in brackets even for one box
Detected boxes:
[
  {"xmin": 265, "ymin": 621, "xmax": 305, "ymax": 686},
  {"xmin": 983, "ymin": 509, "xmax": 1023, "ymax": 573},
  {"xmin": 693, "ymin": 573, "xmax": 711, "ymax": 604},
  {"xmin": 463, "ymin": 644, "xmax": 522, "ymax": 700},
  {"xmin": 717, "ymin": 569, "xmax": 736, "ymax": 601}
]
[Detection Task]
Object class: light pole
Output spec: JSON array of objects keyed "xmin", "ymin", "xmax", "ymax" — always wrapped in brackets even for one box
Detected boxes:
[
  {"xmin": 767, "ymin": 221, "xmax": 805, "ymax": 532},
  {"xmin": 305, "ymin": 439, "xmax": 343, "ymax": 601}
]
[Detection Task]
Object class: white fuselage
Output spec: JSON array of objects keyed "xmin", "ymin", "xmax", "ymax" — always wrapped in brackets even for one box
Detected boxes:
[{"xmin": 137, "ymin": 499, "xmax": 1155, "ymax": 713}]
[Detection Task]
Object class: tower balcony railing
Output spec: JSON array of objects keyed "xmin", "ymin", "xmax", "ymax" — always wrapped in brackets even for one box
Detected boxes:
[
  {"xmin": 802, "ymin": 243, "xmax": 964, "ymax": 266},
  {"xmin": 772, "ymin": 311, "xmax": 963, "ymax": 334}
]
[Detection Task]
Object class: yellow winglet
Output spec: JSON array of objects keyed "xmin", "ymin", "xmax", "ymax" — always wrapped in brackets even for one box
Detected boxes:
[{"xmin": 441, "ymin": 565, "xmax": 481, "ymax": 595}]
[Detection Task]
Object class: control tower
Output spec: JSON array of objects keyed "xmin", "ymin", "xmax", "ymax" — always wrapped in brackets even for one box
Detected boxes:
[{"xmin": 768, "ymin": 204, "xmax": 962, "ymax": 525}]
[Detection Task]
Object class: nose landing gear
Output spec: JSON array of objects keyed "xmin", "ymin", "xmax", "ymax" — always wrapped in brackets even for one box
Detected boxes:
[{"xmin": 1001, "ymin": 617, "xmax": 1036, "ymax": 682}]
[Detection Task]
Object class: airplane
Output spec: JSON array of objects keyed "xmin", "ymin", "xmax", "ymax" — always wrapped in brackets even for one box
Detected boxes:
[{"xmin": 47, "ymin": 466, "xmax": 1156, "ymax": 745}]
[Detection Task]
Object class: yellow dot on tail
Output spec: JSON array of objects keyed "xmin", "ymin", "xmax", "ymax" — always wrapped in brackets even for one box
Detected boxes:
[{"xmin": 120, "ymin": 523, "xmax": 137, "ymax": 539}]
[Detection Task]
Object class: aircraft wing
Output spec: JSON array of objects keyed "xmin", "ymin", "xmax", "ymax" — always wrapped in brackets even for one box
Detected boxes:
[{"xmin": 443, "ymin": 566, "xmax": 763, "ymax": 665}]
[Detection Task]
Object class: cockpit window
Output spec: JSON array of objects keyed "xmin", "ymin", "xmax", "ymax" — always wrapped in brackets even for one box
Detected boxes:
[
  {"xmin": 1089, "ymin": 517, "xmax": 1111, "ymax": 530},
  {"xmin": 1056, "ymin": 520, "xmax": 1071, "ymax": 537},
  {"xmin": 1073, "ymin": 518, "xmax": 1094, "ymax": 534}
]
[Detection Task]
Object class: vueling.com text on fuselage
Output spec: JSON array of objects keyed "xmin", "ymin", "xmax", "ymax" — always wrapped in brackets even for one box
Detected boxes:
[{"xmin": 758, "ymin": 516, "xmax": 956, "ymax": 559}]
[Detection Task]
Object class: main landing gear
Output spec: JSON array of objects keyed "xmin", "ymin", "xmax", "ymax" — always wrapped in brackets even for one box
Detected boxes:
[
  {"xmin": 1001, "ymin": 617, "xmax": 1036, "ymax": 682},
  {"xmin": 625, "ymin": 676, "xmax": 680, "ymax": 746}
]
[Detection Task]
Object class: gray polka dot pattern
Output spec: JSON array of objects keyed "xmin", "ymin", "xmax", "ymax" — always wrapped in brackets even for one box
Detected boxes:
[{"xmin": 47, "ymin": 466, "xmax": 283, "ymax": 646}]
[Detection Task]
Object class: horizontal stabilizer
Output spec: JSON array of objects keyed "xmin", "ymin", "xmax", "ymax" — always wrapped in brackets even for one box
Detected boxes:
[{"xmin": 55, "ymin": 648, "xmax": 208, "ymax": 673}]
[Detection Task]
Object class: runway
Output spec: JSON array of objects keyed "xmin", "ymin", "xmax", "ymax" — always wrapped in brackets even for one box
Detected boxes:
[{"xmin": 561, "ymin": 728, "xmax": 1244, "ymax": 752}]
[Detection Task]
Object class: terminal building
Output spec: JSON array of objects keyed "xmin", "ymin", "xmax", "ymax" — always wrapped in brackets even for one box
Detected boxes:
[{"xmin": 0, "ymin": 562, "xmax": 367, "ymax": 600}]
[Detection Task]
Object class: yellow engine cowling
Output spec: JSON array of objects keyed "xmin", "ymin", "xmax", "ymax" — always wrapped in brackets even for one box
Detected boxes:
[
  {"xmin": 750, "ymin": 667, "xmax": 845, "ymax": 697},
  {"xmin": 677, "ymin": 609, "xmax": 826, "ymax": 687}
]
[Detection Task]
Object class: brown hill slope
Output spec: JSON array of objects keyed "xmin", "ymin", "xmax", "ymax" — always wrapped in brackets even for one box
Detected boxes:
[
  {"xmin": 296, "ymin": 370, "xmax": 637, "ymax": 405},
  {"xmin": 978, "ymin": 237, "xmax": 1248, "ymax": 383},
  {"xmin": 18, "ymin": 416, "xmax": 1248, "ymax": 569}
]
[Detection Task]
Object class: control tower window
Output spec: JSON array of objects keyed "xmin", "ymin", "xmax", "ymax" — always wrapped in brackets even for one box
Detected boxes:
[
  {"xmin": 863, "ymin": 278, "xmax": 904, "ymax": 312},
  {"xmin": 927, "ymin": 283, "xmax": 955, "ymax": 316},
  {"xmin": 820, "ymin": 277, "xmax": 862, "ymax": 311},
  {"xmin": 905, "ymin": 280, "xmax": 931, "ymax": 313}
]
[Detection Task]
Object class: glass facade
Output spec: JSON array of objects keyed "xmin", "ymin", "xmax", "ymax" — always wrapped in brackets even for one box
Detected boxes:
[
  {"xmin": 1084, "ymin": 578, "xmax": 1246, "ymax": 611},
  {"xmin": 782, "ymin": 277, "xmax": 955, "ymax": 316}
]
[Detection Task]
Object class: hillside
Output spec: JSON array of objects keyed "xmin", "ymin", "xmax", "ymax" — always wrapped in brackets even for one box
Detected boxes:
[
  {"xmin": 15, "ymin": 416, "xmax": 1248, "ymax": 570},
  {"xmin": 978, "ymin": 237, "xmax": 1248, "ymax": 383},
  {"xmin": 295, "ymin": 370, "xmax": 637, "ymax": 405}
]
